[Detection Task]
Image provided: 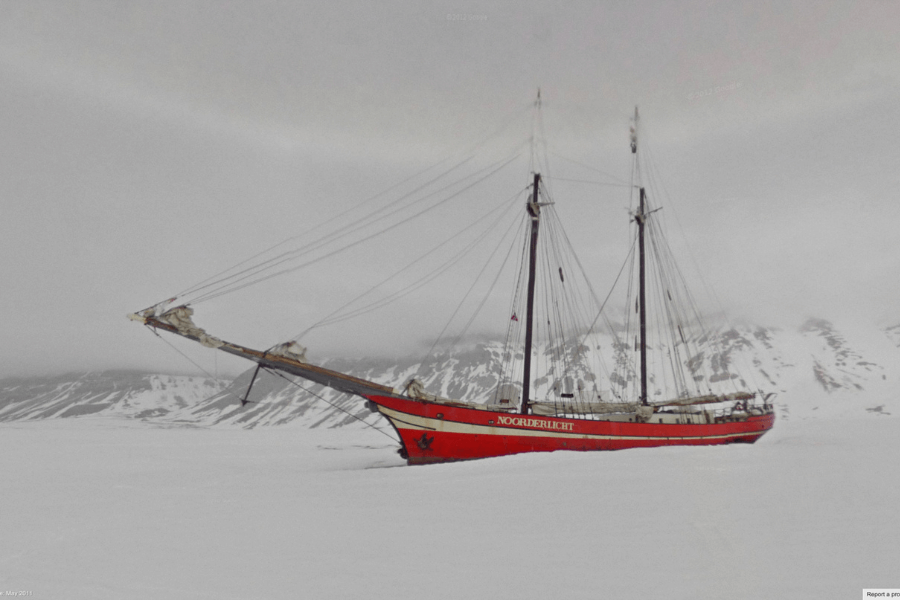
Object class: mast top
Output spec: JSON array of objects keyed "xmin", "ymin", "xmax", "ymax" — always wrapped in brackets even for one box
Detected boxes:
[
  {"xmin": 527, "ymin": 172, "xmax": 541, "ymax": 217},
  {"xmin": 630, "ymin": 106, "xmax": 639, "ymax": 154}
]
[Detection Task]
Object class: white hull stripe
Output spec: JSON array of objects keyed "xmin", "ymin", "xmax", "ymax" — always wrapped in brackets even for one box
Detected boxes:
[{"xmin": 379, "ymin": 406, "xmax": 764, "ymax": 442}]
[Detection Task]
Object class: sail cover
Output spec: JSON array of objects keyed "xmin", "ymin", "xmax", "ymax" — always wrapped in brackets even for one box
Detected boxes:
[{"xmin": 131, "ymin": 308, "xmax": 396, "ymax": 399}]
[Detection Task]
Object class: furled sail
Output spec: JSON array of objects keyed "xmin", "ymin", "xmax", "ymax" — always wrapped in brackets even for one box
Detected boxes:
[{"xmin": 129, "ymin": 308, "xmax": 395, "ymax": 398}]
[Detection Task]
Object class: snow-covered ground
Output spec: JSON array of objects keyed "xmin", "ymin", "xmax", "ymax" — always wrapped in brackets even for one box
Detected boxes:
[{"xmin": 1, "ymin": 414, "xmax": 897, "ymax": 599}]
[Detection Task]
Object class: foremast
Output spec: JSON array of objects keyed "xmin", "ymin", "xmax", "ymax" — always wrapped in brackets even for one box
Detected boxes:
[
  {"xmin": 521, "ymin": 172, "xmax": 541, "ymax": 415},
  {"xmin": 632, "ymin": 106, "xmax": 648, "ymax": 406}
]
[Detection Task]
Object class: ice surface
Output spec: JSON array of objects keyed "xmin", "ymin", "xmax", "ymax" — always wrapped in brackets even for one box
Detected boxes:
[{"xmin": 1, "ymin": 414, "xmax": 898, "ymax": 599}]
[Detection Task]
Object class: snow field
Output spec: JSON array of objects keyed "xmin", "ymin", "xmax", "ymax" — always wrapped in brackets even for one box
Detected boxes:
[{"xmin": 1, "ymin": 414, "xmax": 898, "ymax": 599}]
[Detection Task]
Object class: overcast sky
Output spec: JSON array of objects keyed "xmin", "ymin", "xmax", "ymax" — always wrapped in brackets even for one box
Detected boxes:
[{"xmin": 2, "ymin": 1, "xmax": 899, "ymax": 378}]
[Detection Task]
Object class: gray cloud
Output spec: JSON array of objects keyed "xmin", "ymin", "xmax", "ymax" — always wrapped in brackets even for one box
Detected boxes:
[{"xmin": 2, "ymin": 0, "xmax": 899, "ymax": 377}]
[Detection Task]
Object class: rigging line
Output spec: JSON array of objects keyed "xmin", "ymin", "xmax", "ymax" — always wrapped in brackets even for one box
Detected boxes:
[
  {"xmin": 647, "ymin": 231, "xmax": 678, "ymax": 398},
  {"xmin": 653, "ymin": 261, "xmax": 682, "ymax": 396},
  {"xmin": 265, "ymin": 369, "xmax": 400, "ymax": 443},
  {"xmin": 616, "ymin": 237, "xmax": 640, "ymax": 402},
  {"xmin": 181, "ymin": 153, "xmax": 482, "ymax": 302},
  {"xmin": 448, "ymin": 206, "xmax": 525, "ymax": 351},
  {"xmin": 183, "ymin": 136, "xmax": 529, "ymax": 303},
  {"xmin": 297, "ymin": 189, "xmax": 525, "ymax": 338},
  {"xmin": 546, "ymin": 212, "xmax": 609, "ymax": 399},
  {"xmin": 654, "ymin": 223, "xmax": 705, "ymax": 397},
  {"xmin": 308, "ymin": 193, "xmax": 523, "ymax": 333},
  {"xmin": 642, "ymin": 174, "xmax": 745, "ymax": 395},
  {"xmin": 311, "ymin": 203, "xmax": 523, "ymax": 333},
  {"xmin": 549, "ymin": 205, "xmax": 604, "ymax": 317},
  {"xmin": 646, "ymin": 144, "xmax": 761, "ymax": 394},
  {"xmin": 146, "ymin": 326, "xmax": 247, "ymax": 405},
  {"xmin": 424, "ymin": 206, "xmax": 526, "ymax": 364},
  {"xmin": 579, "ymin": 237, "xmax": 637, "ymax": 351},
  {"xmin": 539, "ymin": 218, "xmax": 562, "ymax": 365},
  {"xmin": 191, "ymin": 151, "xmax": 525, "ymax": 304},
  {"xmin": 549, "ymin": 216, "xmax": 596, "ymax": 381},
  {"xmin": 498, "ymin": 215, "xmax": 531, "ymax": 389},
  {"xmin": 542, "ymin": 226, "xmax": 568, "ymax": 399},
  {"xmin": 176, "ymin": 103, "xmax": 532, "ymax": 301},
  {"xmin": 544, "ymin": 176, "xmax": 633, "ymax": 188},
  {"xmin": 193, "ymin": 149, "xmax": 526, "ymax": 306},
  {"xmin": 174, "ymin": 156, "xmax": 463, "ymax": 300},
  {"xmin": 548, "ymin": 261, "xmax": 568, "ymax": 399},
  {"xmin": 550, "ymin": 150, "xmax": 632, "ymax": 186},
  {"xmin": 313, "ymin": 222, "xmax": 498, "ymax": 329},
  {"xmin": 528, "ymin": 88, "xmax": 547, "ymax": 175},
  {"xmin": 186, "ymin": 143, "xmax": 529, "ymax": 304},
  {"xmin": 537, "ymin": 99, "xmax": 555, "ymax": 203}
]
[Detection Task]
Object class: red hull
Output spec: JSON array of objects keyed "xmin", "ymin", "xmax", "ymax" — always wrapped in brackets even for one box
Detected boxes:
[{"xmin": 367, "ymin": 394, "xmax": 775, "ymax": 465}]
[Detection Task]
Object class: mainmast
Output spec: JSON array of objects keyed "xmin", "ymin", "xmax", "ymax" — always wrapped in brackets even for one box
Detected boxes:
[
  {"xmin": 637, "ymin": 186, "xmax": 648, "ymax": 406},
  {"xmin": 632, "ymin": 106, "xmax": 648, "ymax": 406},
  {"xmin": 521, "ymin": 172, "xmax": 541, "ymax": 415}
]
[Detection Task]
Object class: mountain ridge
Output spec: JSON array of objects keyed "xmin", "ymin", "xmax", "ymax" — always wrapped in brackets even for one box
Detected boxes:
[{"xmin": 2, "ymin": 319, "xmax": 897, "ymax": 429}]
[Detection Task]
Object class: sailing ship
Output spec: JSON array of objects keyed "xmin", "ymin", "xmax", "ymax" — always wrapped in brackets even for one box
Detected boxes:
[{"xmin": 130, "ymin": 101, "xmax": 775, "ymax": 464}]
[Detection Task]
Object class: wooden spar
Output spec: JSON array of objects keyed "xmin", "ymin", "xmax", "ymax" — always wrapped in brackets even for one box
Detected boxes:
[
  {"xmin": 241, "ymin": 363, "xmax": 262, "ymax": 406},
  {"xmin": 632, "ymin": 107, "xmax": 649, "ymax": 406},
  {"xmin": 521, "ymin": 173, "xmax": 541, "ymax": 415},
  {"xmin": 638, "ymin": 186, "xmax": 648, "ymax": 405},
  {"xmin": 141, "ymin": 315, "xmax": 397, "ymax": 398}
]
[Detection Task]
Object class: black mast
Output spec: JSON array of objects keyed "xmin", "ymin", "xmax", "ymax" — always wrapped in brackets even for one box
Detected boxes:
[
  {"xmin": 521, "ymin": 172, "xmax": 541, "ymax": 414},
  {"xmin": 637, "ymin": 186, "xmax": 648, "ymax": 406},
  {"xmin": 632, "ymin": 106, "xmax": 648, "ymax": 406}
]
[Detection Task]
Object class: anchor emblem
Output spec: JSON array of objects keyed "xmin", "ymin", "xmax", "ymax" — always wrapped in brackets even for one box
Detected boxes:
[{"xmin": 415, "ymin": 433, "xmax": 435, "ymax": 450}]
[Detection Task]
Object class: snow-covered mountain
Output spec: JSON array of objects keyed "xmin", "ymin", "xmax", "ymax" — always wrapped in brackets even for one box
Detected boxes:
[
  {"xmin": 0, "ymin": 371, "xmax": 230, "ymax": 422},
  {"xmin": 2, "ymin": 318, "xmax": 898, "ymax": 428}
]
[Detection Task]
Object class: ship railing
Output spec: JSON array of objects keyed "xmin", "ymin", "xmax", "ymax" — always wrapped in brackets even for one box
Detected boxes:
[{"xmin": 529, "ymin": 392, "xmax": 773, "ymax": 420}]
